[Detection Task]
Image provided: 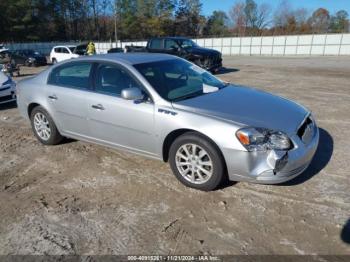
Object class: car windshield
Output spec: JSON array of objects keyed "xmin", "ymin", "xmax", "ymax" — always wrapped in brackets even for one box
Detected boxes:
[
  {"xmin": 24, "ymin": 50, "xmax": 40, "ymax": 56},
  {"xmin": 178, "ymin": 39, "xmax": 198, "ymax": 49},
  {"xmin": 68, "ymin": 46, "xmax": 76, "ymax": 52},
  {"xmin": 134, "ymin": 59, "xmax": 227, "ymax": 102}
]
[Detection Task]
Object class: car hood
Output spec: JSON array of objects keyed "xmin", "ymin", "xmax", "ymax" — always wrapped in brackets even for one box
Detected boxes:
[
  {"xmin": 172, "ymin": 85, "xmax": 309, "ymax": 135},
  {"xmin": 186, "ymin": 47, "xmax": 221, "ymax": 56}
]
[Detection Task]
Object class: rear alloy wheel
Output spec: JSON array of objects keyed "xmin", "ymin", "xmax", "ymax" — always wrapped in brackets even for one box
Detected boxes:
[
  {"xmin": 169, "ymin": 132, "xmax": 226, "ymax": 191},
  {"xmin": 30, "ymin": 106, "xmax": 63, "ymax": 145}
]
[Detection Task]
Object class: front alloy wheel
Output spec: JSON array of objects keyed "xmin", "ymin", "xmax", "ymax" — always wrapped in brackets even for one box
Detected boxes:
[
  {"xmin": 169, "ymin": 132, "xmax": 226, "ymax": 191},
  {"xmin": 175, "ymin": 143, "xmax": 213, "ymax": 184}
]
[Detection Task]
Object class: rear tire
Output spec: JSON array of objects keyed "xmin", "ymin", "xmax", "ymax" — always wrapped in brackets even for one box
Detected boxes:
[
  {"xmin": 30, "ymin": 106, "xmax": 63, "ymax": 145},
  {"xmin": 169, "ymin": 132, "xmax": 226, "ymax": 191}
]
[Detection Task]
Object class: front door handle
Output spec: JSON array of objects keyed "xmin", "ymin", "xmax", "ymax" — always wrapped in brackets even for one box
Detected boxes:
[
  {"xmin": 91, "ymin": 104, "xmax": 105, "ymax": 110},
  {"xmin": 48, "ymin": 95, "xmax": 58, "ymax": 100}
]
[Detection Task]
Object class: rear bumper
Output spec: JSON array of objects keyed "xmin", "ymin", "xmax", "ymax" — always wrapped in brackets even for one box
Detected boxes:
[{"xmin": 223, "ymin": 126, "xmax": 319, "ymax": 184}]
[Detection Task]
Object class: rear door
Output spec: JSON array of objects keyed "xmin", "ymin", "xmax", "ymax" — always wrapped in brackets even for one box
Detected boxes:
[
  {"xmin": 147, "ymin": 38, "xmax": 166, "ymax": 54},
  {"xmin": 53, "ymin": 47, "xmax": 64, "ymax": 62},
  {"xmin": 60, "ymin": 47, "xmax": 73, "ymax": 62},
  {"xmin": 13, "ymin": 51, "xmax": 26, "ymax": 64},
  {"xmin": 86, "ymin": 62, "xmax": 156, "ymax": 155},
  {"xmin": 46, "ymin": 61, "xmax": 93, "ymax": 137}
]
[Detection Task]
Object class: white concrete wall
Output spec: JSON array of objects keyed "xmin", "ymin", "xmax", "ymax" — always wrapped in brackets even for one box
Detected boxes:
[
  {"xmin": 196, "ymin": 33, "xmax": 350, "ymax": 56},
  {"xmin": 4, "ymin": 33, "xmax": 350, "ymax": 56},
  {"xmin": 122, "ymin": 33, "xmax": 350, "ymax": 56}
]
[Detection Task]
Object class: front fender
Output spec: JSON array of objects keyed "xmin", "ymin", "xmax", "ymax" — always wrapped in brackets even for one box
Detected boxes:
[{"xmin": 155, "ymin": 105, "xmax": 246, "ymax": 158}]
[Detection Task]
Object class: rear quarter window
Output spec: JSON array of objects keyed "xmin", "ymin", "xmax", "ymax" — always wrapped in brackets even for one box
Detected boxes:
[
  {"xmin": 149, "ymin": 39, "xmax": 162, "ymax": 49},
  {"xmin": 48, "ymin": 62, "xmax": 92, "ymax": 90}
]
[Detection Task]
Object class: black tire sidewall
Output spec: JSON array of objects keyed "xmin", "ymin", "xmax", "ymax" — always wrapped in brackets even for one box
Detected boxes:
[
  {"xmin": 169, "ymin": 133, "xmax": 225, "ymax": 191},
  {"xmin": 30, "ymin": 106, "xmax": 62, "ymax": 145}
]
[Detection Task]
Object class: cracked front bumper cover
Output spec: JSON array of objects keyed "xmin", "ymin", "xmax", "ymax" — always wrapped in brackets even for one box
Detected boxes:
[{"xmin": 223, "ymin": 126, "xmax": 319, "ymax": 184}]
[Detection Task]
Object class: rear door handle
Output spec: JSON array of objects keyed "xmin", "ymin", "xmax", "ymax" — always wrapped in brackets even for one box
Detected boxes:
[
  {"xmin": 48, "ymin": 95, "xmax": 57, "ymax": 100},
  {"xmin": 91, "ymin": 104, "xmax": 105, "ymax": 110}
]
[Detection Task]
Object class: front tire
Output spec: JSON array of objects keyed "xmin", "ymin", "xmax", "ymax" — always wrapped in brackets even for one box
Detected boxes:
[
  {"xmin": 169, "ymin": 132, "xmax": 226, "ymax": 191},
  {"xmin": 30, "ymin": 106, "xmax": 63, "ymax": 145}
]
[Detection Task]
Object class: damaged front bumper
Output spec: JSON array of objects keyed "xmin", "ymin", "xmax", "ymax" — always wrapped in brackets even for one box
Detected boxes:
[{"xmin": 223, "ymin": 125, "xmax": 319, "ymax": 184}]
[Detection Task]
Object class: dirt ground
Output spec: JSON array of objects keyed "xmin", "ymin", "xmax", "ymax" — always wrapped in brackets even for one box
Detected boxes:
[{"xmin": 0, "ymin": 56, "xmax": 349, "ymax": 256}]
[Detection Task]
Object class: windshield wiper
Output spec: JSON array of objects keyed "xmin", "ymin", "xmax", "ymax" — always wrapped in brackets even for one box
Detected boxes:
[{"xmin": 172, "ymin": 91, "xmax": 203, "ymax": 102}]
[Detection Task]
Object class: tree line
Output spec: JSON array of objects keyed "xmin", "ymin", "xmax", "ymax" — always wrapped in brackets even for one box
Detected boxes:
[{"xmin": 0, "ymin": 0, "xmax": 349, "ymax": 42}]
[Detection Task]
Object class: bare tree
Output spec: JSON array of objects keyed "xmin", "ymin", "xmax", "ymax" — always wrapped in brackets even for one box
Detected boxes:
[
  {"xmin": 256, "ymin": 3, "xmax": 271, "ymax": 30},
  {"xmin": 309, "ymin": 8, "xmax": 331, "ymax": 33},
  {"xmin": 229, "ymin": 1, "xmax": 246, "ymax": 36},
  {"xmin": 273, "ymin": 0, "xmax": 292, "ymax": 34}
]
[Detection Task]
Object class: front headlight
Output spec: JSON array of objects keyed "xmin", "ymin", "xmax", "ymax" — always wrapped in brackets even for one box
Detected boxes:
[{"xmin": 236, "ymin": 127, "xmax": 292, "ymax": 151}]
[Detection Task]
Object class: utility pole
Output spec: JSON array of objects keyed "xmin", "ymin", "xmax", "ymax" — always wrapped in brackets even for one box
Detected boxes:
[
  {"xmin": 114, "ymin": 0, "xmax": 118, "ymax": 47},
  {"xmin": 115, "ymin": 13, "xmax": 118, "ymax": 47}
]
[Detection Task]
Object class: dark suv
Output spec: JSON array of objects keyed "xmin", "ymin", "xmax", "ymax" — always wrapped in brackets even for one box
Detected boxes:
[
  {"xmin": 11, "ymin": 49, "xmax": 47, "ymax": 67},
  {"xmin": 126, "ymin": 37, "xmax": 222, "ymax": 73}
]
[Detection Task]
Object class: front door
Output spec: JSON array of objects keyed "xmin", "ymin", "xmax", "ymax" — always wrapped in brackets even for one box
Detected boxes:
[{"xmin": 86, "ymin": 62, "xmax": 156, "ymax": 156}]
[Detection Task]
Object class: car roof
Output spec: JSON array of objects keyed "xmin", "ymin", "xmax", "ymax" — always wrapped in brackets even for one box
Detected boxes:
[
  {"xmin": 53, "ymin": 45, "xmax": 76, "ymax": 48},
  {"xmin": 151, "ymin": 37, "xmax": 190, "ymax": 40},
  {"xmin": 72, "ymin": 53, "xmax": 177, "ymax": 65}
]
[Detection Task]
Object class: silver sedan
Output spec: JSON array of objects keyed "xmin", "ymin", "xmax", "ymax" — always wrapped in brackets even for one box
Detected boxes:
[{"xmin": 16, "ymin": 54, "xmax": 319, "ymax": 191}]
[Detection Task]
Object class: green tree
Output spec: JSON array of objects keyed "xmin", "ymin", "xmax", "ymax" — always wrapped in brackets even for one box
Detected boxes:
[
  {"xmin": 330, "ymin": 10, "xmax": 349, "ymax": 33},
  {"xmin": 204, "ymin": 11, "xmax": 229, "ymax": 36},
  {"xmin": 175, "ymin": 0, "xmax": 205, "ymax": 37}
]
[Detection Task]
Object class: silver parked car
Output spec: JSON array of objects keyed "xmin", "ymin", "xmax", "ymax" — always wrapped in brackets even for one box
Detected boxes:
[{"xmin": 17, "ymin": 54, "xmax": 319, "ymax": 191}]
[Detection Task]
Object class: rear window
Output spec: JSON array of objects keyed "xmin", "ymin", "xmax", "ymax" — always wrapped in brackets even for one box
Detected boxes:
[
  {"xmin": 48, "ymin": 62, "xmax": 92, "ymax": 90},
  {"xmin": 149, "ymin": 39, "xmax": 162, "ymax": 49}
]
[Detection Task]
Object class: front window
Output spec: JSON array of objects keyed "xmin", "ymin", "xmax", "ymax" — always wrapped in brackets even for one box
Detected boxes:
[
  {"xmin": 24, "ymin": 50, "xmax": 40, "ymax": 56},
  {"xmin": 94, "ymin": 63, "xmax": 141, "ymax": 96},
  {"xmin": 178, "ymin": 39, "xmax": 198, "ymax": 49},
  {"xmin": 134, "ymin": 59, "xmax": 227, "ymax": 102}
]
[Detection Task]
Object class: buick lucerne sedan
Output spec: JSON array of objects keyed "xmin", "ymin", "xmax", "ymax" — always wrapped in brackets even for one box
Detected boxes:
[{"xmin": 17, "ymin": 54, "xmax": 319, "ymax": 191}]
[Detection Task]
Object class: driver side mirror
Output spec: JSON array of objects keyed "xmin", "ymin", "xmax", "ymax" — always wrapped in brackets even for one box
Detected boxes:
[{"xmin": 121, "ymin": 87, "xmax": 144, "ymax": 101}]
